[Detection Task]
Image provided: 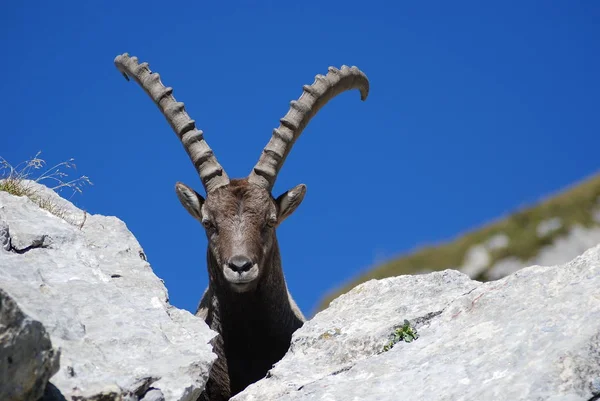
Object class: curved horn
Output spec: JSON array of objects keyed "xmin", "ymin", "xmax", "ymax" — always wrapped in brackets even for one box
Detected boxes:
[
  {"xmin": 247, "ymin": 65, "xmax": 369, "ymax": 191},
  {"xmin": 114, "ymin": 53, "xmax": 229, "ymax": 193}
]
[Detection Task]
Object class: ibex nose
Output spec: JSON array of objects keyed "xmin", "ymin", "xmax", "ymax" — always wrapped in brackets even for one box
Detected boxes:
[{"xmin": 227, "ymin": 255, "xmax": 253, "ymax": 273}]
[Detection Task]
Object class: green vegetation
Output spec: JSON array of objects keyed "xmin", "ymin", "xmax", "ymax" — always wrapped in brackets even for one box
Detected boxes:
[
  {"xmin": 317, "ymin": 171, "xmax": 600, "ymax": 312},
  {"xmin": 381, "ymin": 319, "xmax": 419, "ymax": 352},
  {"xmin": 0, "ymin": 152, "xmax": 92, "ymax": 226}
]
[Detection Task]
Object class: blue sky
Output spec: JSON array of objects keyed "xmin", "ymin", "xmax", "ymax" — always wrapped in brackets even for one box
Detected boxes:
[{"xmin": 1, "ymin": 1, "xmax": 599, "ymax": 316}]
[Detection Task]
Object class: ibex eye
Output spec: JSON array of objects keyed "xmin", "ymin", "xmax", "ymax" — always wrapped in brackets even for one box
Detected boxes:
[{"xmin": 202, "ymin": 219, "xmax": 214, "ymax": 229}]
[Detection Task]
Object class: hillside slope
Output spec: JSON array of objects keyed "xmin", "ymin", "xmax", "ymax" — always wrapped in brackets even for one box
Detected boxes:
[{"xmin": 316, "ymin": 171, "xmax": 600, "ymax": 312}]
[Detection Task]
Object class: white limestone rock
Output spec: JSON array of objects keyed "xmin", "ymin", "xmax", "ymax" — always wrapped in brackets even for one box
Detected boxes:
[
  {"xmin": 488, "ymin": 224, "xmax": 600, "ymax": 280},
  {"xmin": 0, "ymin": 182, "xmax": 216, "ymax": 401},
  {"xmin": 459, "ymin": 244, "xmax": 490, "ymax": 278},
  {"xmin": 537, "ymin": 217, "xmax": 563, "ymax": 238},
  {"xmin": 485, "ymin": 233, "xmax": 509, "ymax": 250},
  {"xmin": 486, "ymin": 256, "xmax": 523, "ymax": 281},
  {"xmin": 234, "ymin": 245, "xmax": 600, "ymax": 401},
  {"xmin": 0, "ymin": 288, "xmax": 60, "ymax": 401}
]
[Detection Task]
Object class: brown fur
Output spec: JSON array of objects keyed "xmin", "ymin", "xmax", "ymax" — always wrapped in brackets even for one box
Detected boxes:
[{"xmin": 184, "ymin": 180, "xmax": 305, "ymax": 401}]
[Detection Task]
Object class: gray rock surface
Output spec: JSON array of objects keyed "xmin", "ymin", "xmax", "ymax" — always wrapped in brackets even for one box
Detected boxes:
[
  {"xmin": 0, "ymin": 183, "xmax": 216, "ymax": 401},
  {"xmin": 459, "ymin": 244, "xmax": 490, "ymax": 278},
  {"xmin": 536, "ymin": 217, "xmax": 563, "ymax": 237},
  {"xmin": 485, "ymin": 233, "xmax": 509, "ymax": 250},
  {"xmin": 0, "ymin": 288, "xmax": 60, "ymax": 401},
  {"xmin": 234, "ymin": 244, "xmax": 600, "ymax": 401}
]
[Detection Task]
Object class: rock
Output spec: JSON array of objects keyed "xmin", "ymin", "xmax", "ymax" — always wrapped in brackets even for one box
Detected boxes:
[
  {"xmin": 534, "ymin": 224, "xmax": 600, "ymax": 266},
  {"xmin": 0, "ymin": 218, "xmax": 10, "ymax": 251},
  {"xmin": 0, "ymin": 287, "xmax": 60, "ymax": 401},
  {"xmin": 459, "ymin": 233, "xmax": 510, "ymax": 278},
  {"xmin": 537, "ymin": 217, "xmax": 563, "ymax": 237},
  {"xmin": 485, "ymin": 233, "xmax": 509, "ymax": 250},
  {"xmin": 459, "ymin": 244, "xmax": 490, "ymax": 278},
  {"xmin": 487, "ymin": 224, "xmax": 600, "ymax": 280},
  {"xmin": 233, "ymin": 244, "xmax": 600, "ymax": 401},
  {"xmin": 0, "ymin": 182, "xmax": 216, "ymax": 401},
  {"xmin": 141, "ymin": 388, "xmax": 167, "ymax": 401},
  {"xmin": 485, "ymin": 256, "xmax": 523, "ymax": 281}
]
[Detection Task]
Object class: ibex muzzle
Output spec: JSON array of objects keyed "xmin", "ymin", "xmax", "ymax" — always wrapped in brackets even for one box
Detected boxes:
[{"xmin": 114, "ymin": 52, "xmax": 368, "ymax": 400}]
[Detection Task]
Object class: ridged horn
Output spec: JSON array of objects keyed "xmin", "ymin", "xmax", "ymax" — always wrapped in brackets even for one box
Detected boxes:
[
  {"xmin": 247, "ymin": 65, "xmax": 369, "ymax": 191},
  {"xmin": 114, "ymin": 53, "xmax": 230, "ymax": 193}
]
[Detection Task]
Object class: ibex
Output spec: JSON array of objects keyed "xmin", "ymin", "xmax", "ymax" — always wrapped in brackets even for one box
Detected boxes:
[{"xmin": 114, "ymin": 53, "xmax": 369, "ymax": 401}]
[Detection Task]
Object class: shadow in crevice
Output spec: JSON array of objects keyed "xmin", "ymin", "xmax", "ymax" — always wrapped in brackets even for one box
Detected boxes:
[{"xmin": 38, "ymin": 382, "xmax": 67, "ymax": 401}]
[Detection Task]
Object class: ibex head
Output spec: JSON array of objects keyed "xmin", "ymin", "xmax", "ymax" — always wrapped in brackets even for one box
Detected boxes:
[
  {"xmin": 174, "ymin": 180, "xmax": 306, "ymax": 292},
  {"xmin": 115, "ymin": 54, "xmax": 369, "ymax": 293}
]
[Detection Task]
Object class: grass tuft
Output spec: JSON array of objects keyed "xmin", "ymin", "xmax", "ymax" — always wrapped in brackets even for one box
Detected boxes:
[{"xmin": 0, "ymin": 151, "xmax": 93, "ymax": 226}]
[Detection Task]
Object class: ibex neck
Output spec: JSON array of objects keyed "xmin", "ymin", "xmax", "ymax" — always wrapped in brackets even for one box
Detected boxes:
[{"xmin": 207, "ymin": 244, "xmax": 300, "ymax": 337}]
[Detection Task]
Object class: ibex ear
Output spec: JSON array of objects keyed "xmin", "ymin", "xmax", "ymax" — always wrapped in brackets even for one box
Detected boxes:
[
  {"xmin": 175, "ymin": 182, "xmax": 205, "ymax": 221},
  {"xmin": 276, "ymin": 184, "xmax": 306, "ymax": 225}
]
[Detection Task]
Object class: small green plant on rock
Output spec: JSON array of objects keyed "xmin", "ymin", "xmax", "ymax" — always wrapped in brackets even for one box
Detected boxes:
[{"xmin": 382, "ymin": 319, "xmax": 419, "ymax": 352}]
